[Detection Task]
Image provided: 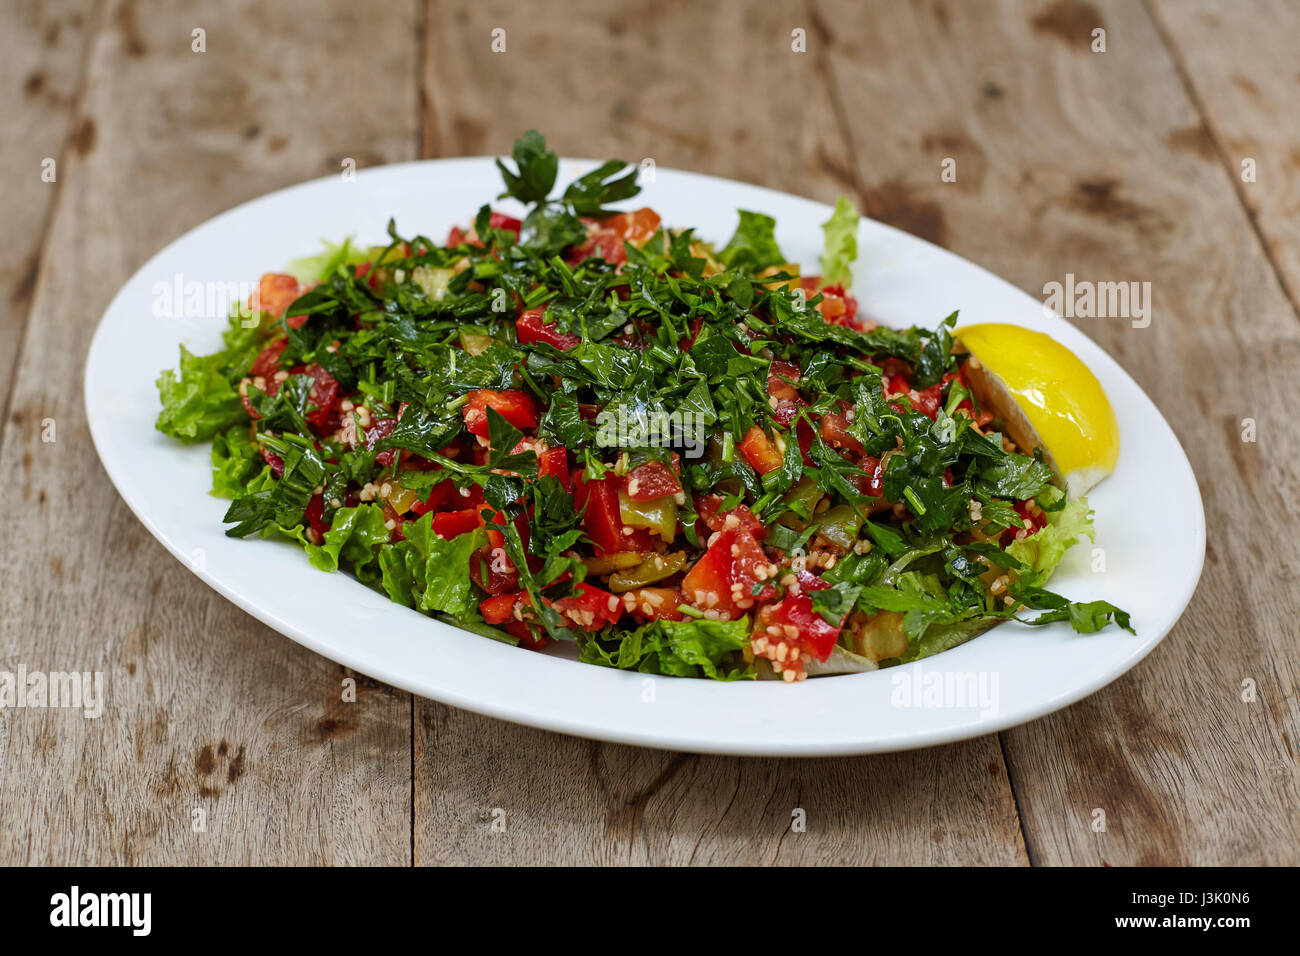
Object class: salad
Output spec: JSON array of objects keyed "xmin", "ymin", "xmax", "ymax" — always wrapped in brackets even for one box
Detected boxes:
[{"xmin": 156, "ymin": 131, "xmax": 1130, "ymax": 681}]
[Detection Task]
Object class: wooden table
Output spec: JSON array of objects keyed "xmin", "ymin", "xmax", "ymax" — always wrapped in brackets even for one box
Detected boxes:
[{"xmin": 2, "ymin": 0, "xmax": 1296, "ymax": 866}]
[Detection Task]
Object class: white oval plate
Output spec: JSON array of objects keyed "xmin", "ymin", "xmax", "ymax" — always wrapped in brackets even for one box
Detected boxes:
[{"xmin": 85, "ymin": 158, "xmax": 1204, "ymax": 756}]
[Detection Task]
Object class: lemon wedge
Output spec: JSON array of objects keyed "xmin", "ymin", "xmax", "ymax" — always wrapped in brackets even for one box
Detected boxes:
[{"xmin": 954, "ymin": 324, "xmax": 1119, "ymax": 497}]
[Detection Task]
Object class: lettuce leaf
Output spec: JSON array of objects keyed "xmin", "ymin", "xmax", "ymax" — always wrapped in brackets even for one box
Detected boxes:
[
  {"xmin": 379, "ymin": 512, "xmax": 485, "ymax": 619},
  {"xmin": 210, "ymin": 425, "xmax": 262, "ymax": 498},
  {"xmin": 718, "ymin": 210, "xmax": 785, "ymax": 272},
  {"xmin": 306, "ymin": 504, "xmax": 392, "ymax": 574},
  {"xmin": 288, "ymin": 239, "xmax": 368, "ymax": 284},
  {"xmin": 155, "ymin": 346, "xmax": 247, "ymax": 441},
  {"xmin": 1007, "ymin": 494, "xmax": 1094, "ymax": 578},
  {"xmin": 578, "ymin": 617, "xmax": 755, "ymax": 680},
  {"xmin": 819, "ymin": 195, "xmax": 859, "ymax": 287}
]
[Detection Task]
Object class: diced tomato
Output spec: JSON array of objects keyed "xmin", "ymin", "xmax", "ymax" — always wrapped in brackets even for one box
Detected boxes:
[
  {"xmin": 252, "ymin": 273, "xmax": 301, "ymax": 320},
  {"xmin": 488, "ymin": 211, "xmax": 522, "ymax": 236},
  {"xmin": 480, "ymin": 593, "xmax": 521, "ymax": 626},
  {"xmin": 625, "ymin": 460, "xmax": 682, "ymax": 501},
  {"xmin": 304, "ymin": 494, "xmax": 329, "ymax": 536},
  {"xmin": 576, "ymin": 476, "xmax": 653, "ymax": 554},
  {"xmin": 794, "ymin": 568, "xmax": 830, "ymax": 592},
  {"xmin": 516, "ymin": 307, "xmax": 581, "ymax": 350},
  {"xmin": 469, "ymin": 530, "xmax": 520, "ymax": 595},
  {"xmin": 461, "ymin": 389, "xmax": 539, "ymax": 437},
  {"xmin": 847, "ymin": 456, "xmax": 885, "ymax": 498},
  {"xmin": 570, "ymin": 208, "xmax": 661, "ymax": 264},
  {"xmin": 445, "ymin": 225, "xmax": 468, "ymax": 247},
  {"xmin": 550, "ymin": 582, "xmax": 623, "ymax": 632},
  {"xmin": 537, "ymin": 445, "xmax": 574, "ymax": 492},
  {"xmin": 607, "ymin": 208, "xmax": 661, "ymax": 245},
  {"xmin": 912, "ymin": 383, "xmax": 942, "ymax": 420},
  {"xmin": 768, "ymin": 359, "xmax": 801, "ymax": 401},
  {"xmin": 273, "ymin": 363, "xmax": 339, "ymax": 432},
  {"xmin": 755, "ymin": 590, "xmax": 842, "ymax": 663},
  {"xmin": 505, "ymin": 620, "xmax": 549, "ymax": 650},
  {"xmin": 410, "ymin": 479, "xmax": 458, "ymax": 516},
  {"xmin": 681, "ymin": 527, "xmax": 774, "ymax": 616},
  {"xmin": 697, "ymin": 500, "xmax": 765, "ymax": 539},
  {"xmin": 738, "ymin": 425, "xmax": 784, "ymax": 475},
  {"xmin": 431, "ymin": 508, "xmax": 486, "ymax": 539},
  {"xmin": 261, "ymin": 445, "xmax": 285, "ymax": 477},
  {"xmin": 624, "ymin": 588, "xmax": 686, "ymax": 622},
  {"xmin": 772, "ymin": 397, "xmax": 808, "ymax": 429},
  {"xmin": 250, "ymin": 338, "xmax": 288, "ymax": 379},
  {"xmin": 820, "ymin": 410, "xmax": 864, "ymax": 453}
]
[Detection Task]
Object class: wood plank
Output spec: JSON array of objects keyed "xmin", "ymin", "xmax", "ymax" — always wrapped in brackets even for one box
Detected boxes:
[
  {"xmin": 816, "ymin": 0, "xmax": 1300, "ymax": 864},
  {"xmin": 0, "ymin": 0, "xmax": 419, "ymax": 864},
  {"xmin": 414, "ymin": 0, "xmax": 1027, "ymax": 866},
  {"xmin": 417, "ymin": 705, "xmax": 1024, "ymax": 865},
  {"xmin": 1149, "ymin": 0, "xmax": 1300, "ymax": 307},
  {"xmin": 0, "ymin": 0, "xmax": 97, "ymax": 421}
]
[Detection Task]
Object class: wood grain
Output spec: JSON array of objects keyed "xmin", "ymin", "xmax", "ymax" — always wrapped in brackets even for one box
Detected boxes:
[
  {"xmin": 816, "ymin": 0, "xmax": 1300, "ymax": 864},
  {"xmin": 0, "ymin": 0, "xmax": 418, "ymax": 864},
  {"xmin": 0, "ymin": 0, "xmax": 98, "ymax": 427},
  {"xmin": 1149, "ymin": 0, "xmax": 1300, "ymax": 307},
  {"xmin": 413, "ymin": 0, "xmax": 1027, "ymax": 866}
]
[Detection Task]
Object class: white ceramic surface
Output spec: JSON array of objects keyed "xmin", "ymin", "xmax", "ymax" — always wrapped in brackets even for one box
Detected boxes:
[{"xmin": 85, "ymin": 158, "xmax": 1205, "ymax": 755}]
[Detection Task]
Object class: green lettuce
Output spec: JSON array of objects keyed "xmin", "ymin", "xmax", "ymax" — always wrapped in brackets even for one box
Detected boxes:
[
  {"xmin": 306, "ymin": 504, "xmax": 392, "ymax": 574},
  {"xmin": 288, "ymin": 239, "xmax": 369, "ymax": 284},
  {"xmin": 1007, "ymin": 494, "xmax": 1094, "ymax": 578},
  {"xmin": 155, "ymin": 346, "xmax": 247, "ymax": 441},
  {"xmin": 379, "ymin": 512, "xmax": 485, "ymax": 619},
  {"xmin": 718, "ymin": 210, "xmax": 786, "ymax": 272},
  {"xmin": 819, "ymin": 195, "xmax": 859, "ymax": 287},
  {"xmin": 578, "ymin": 617, "xmax": 755, "ymax": 680},
  {"xmin": 210, "ymin": 425, "xmax": 262, "ymax": 498}
]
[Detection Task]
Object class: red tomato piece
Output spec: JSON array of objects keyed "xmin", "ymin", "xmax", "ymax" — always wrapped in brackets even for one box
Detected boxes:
[
  {"xmin": 738, "ymin": 425, "xmax": 784, "ymax": 475},
  {"xmin": 461, "ymin": 389, "xmax": 539, "ymax": 437},
  {"xmin": 756, "ymin": 590, "xmax": 842, "ymax": 664},
  {"xmin": 550, "ymin": 583, "xmax": 623, "ymax": 632},
  {"xmin": 575, "ymin": 477, "xmax": 654, "ymax": 553},
  {"xmin": 681, "ymin": 528, "xmax": 774, "ymax": 617},
  {"xmin": 288, "ymin": 364, "xmax": 340, "ymax": 431},
  {"xmin": 505, "ymin": 620, "xmax": 549, "ymax": 650},
  {"xmin": 480, "ymin": 593, "xmax": 521, "ymax": 626},
  {"xmin": 625, "ymin": 460, "xmax": 682, "ymax": 501},
  {"xmin": 304, "ymin": 494, "xmax": 329, "ymax": 536},
  {"xmin": 488, "ymin": 211, "xmax": 522, "ymax": 236},
  {"xmin": 767, "ymin": 359, "xmax": 801, "ymax": 401},
  {"xmin": 624, "ymin": 588, "xmax": 686, "ymax": 622},
  {"xmin": 431, "ymin": 508, "xmax": 486, "ymax": 540},
  {"xmin": 537, "ymin": 445, "xmax": 573, "ymax": 492},
  {"xmin": 250, "ymin": 338, "xmax": 289, "ymax": 379},
  {"xmin": 820, "ymin": 410, "xmax": 864, "ymax": 453},
  {"xmin": 469, "ymin": 529, "xmax": 520, "ymax": 595},
  {"xmin": 410, "ymin": 479, "xmax": 458, "ymax": 516},
  {"xmin": 517, "ymin": 307, "xmax": 582, "ymax": 350}
]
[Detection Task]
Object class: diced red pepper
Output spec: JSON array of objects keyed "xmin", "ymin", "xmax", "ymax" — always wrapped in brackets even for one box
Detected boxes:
[
  {"xmin": 462, "ymin": 389, "xmax": 539, "ymax": 438},
  {"xmin": 517, "ymin": 307, "xmax": 582, "ymax": 350}
]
